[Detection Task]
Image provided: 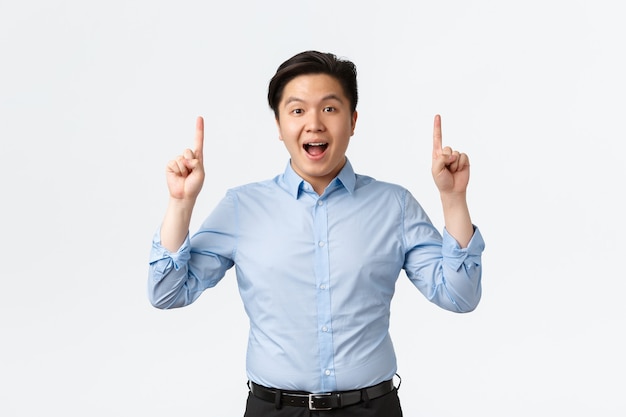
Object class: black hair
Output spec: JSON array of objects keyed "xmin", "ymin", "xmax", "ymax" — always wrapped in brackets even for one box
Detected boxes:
[{"xmin": 267, "ymin": 51, "xmax": 358, "ymax": 119}]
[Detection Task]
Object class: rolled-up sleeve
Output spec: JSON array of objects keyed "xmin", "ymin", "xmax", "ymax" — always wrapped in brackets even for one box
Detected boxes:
[
  {"xmin": 150, "ymin": 232, "xmax": 192, "ymax": 279},
  {"xmin": 147, "ymin": 231, "xmax": 201, "ymax": 309},
  {"xmin": 147, "ymin": 192, "xmax": 237, "ymax": 309},
  {"xmin": 403, "ymin": 191, "xmax": 485, "ymax": 313},
  {"xmin": 438, "ymin": 227, "xmax": 485, "ymax": 312}
]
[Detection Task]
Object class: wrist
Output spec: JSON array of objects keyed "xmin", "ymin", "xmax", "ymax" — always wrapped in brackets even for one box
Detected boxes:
[
  {"xmin": 439, "ymin": 191, "xmax": 467, "ymax": 207},
  {"xmin": 168, "ymin": 195, "xmax": 197, "ymax": 209},
  {"xmin": 165, "ymin": 197, "xmax": 197, "ymax": 223}
]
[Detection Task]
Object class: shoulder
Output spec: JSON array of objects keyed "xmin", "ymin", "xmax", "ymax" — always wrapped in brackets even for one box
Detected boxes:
[
  {"xmin": 354, "ymin": 173, "xmax": 410, "ymax": 197},
  {"xmin": 224, "ymin": 176, "xmax": 286, "ymax": 201},
  {"xmin": 354, "ymin": 173, "xmax": 428, "ymax": 214},
  {"xmin": 228, "ymin": 178, "xmax": 274, "ymax": 193}
]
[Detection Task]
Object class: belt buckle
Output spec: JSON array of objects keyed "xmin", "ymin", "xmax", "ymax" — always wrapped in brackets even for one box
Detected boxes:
[{"xmin": 308, "ymin": 392, "xmax": 333, "ymax": 411}]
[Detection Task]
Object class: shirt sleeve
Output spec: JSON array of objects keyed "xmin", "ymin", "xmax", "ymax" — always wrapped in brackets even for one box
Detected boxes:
[
  {"xmin": 402, "ymin": 191, "xmax": 485, "ymax": 312},
  {"xmin": 147, "ymin": 192, "xmax": 237, "ymax": 309}
]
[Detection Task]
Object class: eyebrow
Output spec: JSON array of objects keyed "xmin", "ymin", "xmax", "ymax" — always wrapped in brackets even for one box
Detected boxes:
[{"xmin": 283, "ymin": 94, "xmax": 345, "ymax": 107}]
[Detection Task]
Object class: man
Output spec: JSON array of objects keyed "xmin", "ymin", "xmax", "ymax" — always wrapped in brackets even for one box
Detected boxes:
[{"xmin": 148, "ymin": 50, "xmax": 485, "ymax": 416}]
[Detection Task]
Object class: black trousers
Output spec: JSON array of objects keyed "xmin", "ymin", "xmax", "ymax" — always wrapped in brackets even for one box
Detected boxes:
[{"xmin": 243, "ymin": 388, "xmax": 403, "ymax": 417}]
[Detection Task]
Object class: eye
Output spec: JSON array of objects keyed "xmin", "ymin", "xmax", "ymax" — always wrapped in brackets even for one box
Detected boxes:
[
  {"xmin": 291, "ymin": 108, "xmax": 304, "ymax": 115},
  {"xmin": 323, "ymin": 106, "xmax": 336, "ymax": 113}
]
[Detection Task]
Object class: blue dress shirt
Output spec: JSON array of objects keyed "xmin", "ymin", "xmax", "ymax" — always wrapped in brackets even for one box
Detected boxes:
[{"xmin": 148, "ymin": 159, "xmax": 484, "ymax": 393}]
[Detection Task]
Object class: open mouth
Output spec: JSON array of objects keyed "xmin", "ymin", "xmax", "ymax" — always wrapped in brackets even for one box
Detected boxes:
[{"xmin": 304, "ymin": 142, "xmax": 328, "ymax": 156}]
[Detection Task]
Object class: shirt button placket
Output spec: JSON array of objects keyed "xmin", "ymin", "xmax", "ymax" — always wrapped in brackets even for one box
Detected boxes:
[{"xmin": 313, "ymin": 196, "xmax": 335, "ymax": 391}]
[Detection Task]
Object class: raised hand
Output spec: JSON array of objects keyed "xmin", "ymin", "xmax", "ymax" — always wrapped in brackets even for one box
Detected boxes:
[
  {"xmin": 431, "ymin": 114, "xmax": 470, "ymax": 195},
  {"xmin": 166, "ymin": 116, "xmax": 205, "ymax": 201}
]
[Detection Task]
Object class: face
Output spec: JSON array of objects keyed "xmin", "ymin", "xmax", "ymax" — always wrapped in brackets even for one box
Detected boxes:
[{"xmin": 276, "ymin": 73, "xmax": 358, "ymax": 195}]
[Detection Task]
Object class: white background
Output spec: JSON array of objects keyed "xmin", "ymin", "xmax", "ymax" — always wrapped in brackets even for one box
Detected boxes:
[{"xmin": 1, "ymin": 1, "xmax": 624, "ymax": 416}]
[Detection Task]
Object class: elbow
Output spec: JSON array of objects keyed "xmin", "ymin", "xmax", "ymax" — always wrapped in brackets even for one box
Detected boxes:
[
  {"xmin": 147, "ymin": 287, "xmax": 181, "ymax": 310},
  {"xmin": 451, "ymin": 289, "xmax": 482, "ymax": 313},
  {"xmin": 148, "ymin": 285, "xmax": 191, "ymax": 310},
  {"xmin": 456, "ymin": 301, "xmax": 479, "ymax": 313},
  {"xmin": 149, "ymin": 298, "xmax": 170, "ymax": 310},
  {"xmin": 148, "ymin": 293, "xmax": 171, "ymax": 310},
  {"xmin": 441, "ymin": 299, "xmax": 480, "ymax": 314},
  {"xmin": 438, "ymin": 268, "xmax": 482, "ymax": 313},
  {"xmin": 433, "ymin": 280, "xmax": 481, "ymax": 313}
]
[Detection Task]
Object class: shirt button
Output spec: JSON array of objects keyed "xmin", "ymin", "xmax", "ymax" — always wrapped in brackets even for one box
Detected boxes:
[
  {"xmin": 318, "ymin": 241, "xmax": 325, "ymax": 247},
  {"xmin": 317, "ymin": 200, "xmax": 323, "ymax": 206},
  {"xmin": 325, "ymin": 370, "xmax": 331, "ymax": 376},
  {"xmin": 322, "ymin": 326, "xmax": 328, "ymax": 332},
  {"xmin": 320, "ymin": 284, "xmax": 326, "ymax": 290}
]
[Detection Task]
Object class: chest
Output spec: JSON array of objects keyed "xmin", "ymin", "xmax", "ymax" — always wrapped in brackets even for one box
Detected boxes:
[{"xmin": 234, "ymin": 194, "xmax": 405, "ymax": 278}]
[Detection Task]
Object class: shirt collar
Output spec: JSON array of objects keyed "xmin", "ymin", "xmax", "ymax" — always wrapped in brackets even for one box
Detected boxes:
[{"xmin": 282, "ymin": 158, "xmax": 357, "ymax": 199}]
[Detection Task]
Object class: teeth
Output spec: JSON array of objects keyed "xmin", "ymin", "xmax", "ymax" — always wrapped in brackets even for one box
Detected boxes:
[{"xmin": 307, "ymin": 143, "xmax": 326, "ymax": 146}]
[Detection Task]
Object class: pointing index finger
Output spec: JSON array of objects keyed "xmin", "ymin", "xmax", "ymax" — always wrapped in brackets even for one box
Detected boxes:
[
  {"xmin": 194, "ymin": 116, "xmax": 204, "ymax": 162},
  {"xmin": 432, "ymin": 114, "xmax": 442, "ymax": 158}
]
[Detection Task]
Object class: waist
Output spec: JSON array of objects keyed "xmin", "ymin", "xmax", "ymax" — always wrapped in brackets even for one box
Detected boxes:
[
  {"xmin": 248, "ymin": 379, "xmax": 395, "ymax": 411},
  {"xmin": 246, "ymin": 334, "xmax": 397, "ymax": 392}
]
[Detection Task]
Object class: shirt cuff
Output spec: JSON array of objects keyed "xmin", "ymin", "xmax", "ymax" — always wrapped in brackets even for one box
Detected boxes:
[
  {"xmin": 442, "ymin": 226, "xmax": 485, "ymax": 271},
  {"xmin": 149, "ymin": 228, "xmax": 191, "ymax": 271}
]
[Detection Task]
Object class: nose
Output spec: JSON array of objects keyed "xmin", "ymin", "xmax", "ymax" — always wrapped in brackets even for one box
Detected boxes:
[{"xmin": 305, "ymin": 111, "xmax": 325, "ymax": 132}]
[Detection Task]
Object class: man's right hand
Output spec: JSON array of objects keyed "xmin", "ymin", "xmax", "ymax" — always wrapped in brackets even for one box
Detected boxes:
[
  {"xmin": 166, "ymin": 116, "xmax": 205, "ymax": 201},
  {"xmin": 160, "ymin": 117, "xmax": 205, "ymax": 252}
]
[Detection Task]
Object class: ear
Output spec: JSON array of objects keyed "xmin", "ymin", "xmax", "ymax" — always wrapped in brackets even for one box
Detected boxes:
[{"xmin": 350, "ymin": 111, "xmax": 358, "ymax": 136}]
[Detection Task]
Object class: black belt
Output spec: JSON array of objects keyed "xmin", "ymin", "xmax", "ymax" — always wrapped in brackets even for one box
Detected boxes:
[{"xmin": 249, "ymin": 379, "xmax": 395, "ymax": 411}]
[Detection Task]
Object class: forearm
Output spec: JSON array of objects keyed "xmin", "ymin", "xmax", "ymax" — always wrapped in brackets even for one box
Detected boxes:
[
  {"xmin": 440, "ymin": 192, "xmax": 473, "ymax": 248},
  {"xmin": 160, "ymin": 197, "xmax": 196, "ymax": 252}
]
